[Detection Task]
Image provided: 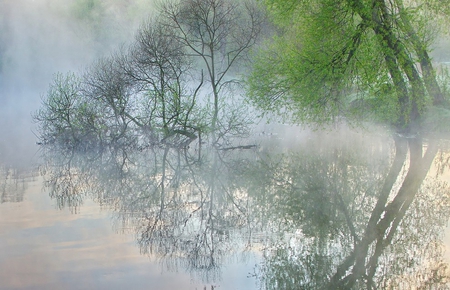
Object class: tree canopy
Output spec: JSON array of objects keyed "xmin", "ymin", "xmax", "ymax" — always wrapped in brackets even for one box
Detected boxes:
[
  {"xmin": 248, "ymin": 0, "xmax": 450, "ymax": 134},
  {"xmin": 247, "ymin": 1, "xmax": 450, "ymax": 287},
  {"xmin": 34, "ymin": 0, "xmax": 265, "ymax": 151}
]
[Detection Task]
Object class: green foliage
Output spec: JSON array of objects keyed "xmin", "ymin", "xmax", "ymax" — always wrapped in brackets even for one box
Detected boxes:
[
  {"xmin": 262, "ymin": 241, "xmax": 333, "ymax": 290},
  {"xmin": 248, "ymin": 0, "xmax": 450, "ymax": 132},
  {"xmin": 33, "ymin": 72, "xmax": 102, "ymax": 149},
  {"xmin": 249, "ymin": 1, "xmax": 384, "ymax": 124},
  {"xmin": 346, "ymin": 82, "xmax": 401, "ymax": 125}
]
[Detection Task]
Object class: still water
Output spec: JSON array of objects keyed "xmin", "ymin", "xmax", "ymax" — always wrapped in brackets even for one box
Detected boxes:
[
  {"xmin": 1, "ymin": 126, "xmax": 450, "ymax": 289},
  {"xmin": 0, "ymin": 171, "xmax": 258, "ymax": 289}
]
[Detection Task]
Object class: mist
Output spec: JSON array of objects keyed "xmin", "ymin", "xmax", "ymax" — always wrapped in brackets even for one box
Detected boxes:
[
  {"xmin": 0, "ymin": 0, "xmax": 153, "ymax": 167},
  {"xmin": 3, "ymin": 0, "xmax": 449, "ymax": 169}
]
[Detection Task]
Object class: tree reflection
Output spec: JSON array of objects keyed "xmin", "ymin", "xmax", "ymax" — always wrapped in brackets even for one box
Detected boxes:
[
  {"xmin": 40, "ymin": 128, "xmax": 450, "ymax": 288},
  {"xmin": 40, "ymin": 137, "xmax": 260, "ymax": 282},
  {"xmin": 244, "ymin": 130, "xmax": 450, "ymax": 289},
  {"xmin": 0, "ymin": 166, "xmax": 36, "ymax": 203}
]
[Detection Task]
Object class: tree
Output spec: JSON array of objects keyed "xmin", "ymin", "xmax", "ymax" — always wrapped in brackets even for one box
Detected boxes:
[
  {"xmin": 33, "ymin": 72, "xmax": 103, "ymax": 151},
  {"xmin": 248, "ymin": 0, "xmax": 450, "ymax": 133},
  {"xmin": 160, "ymin": 0, "xmax": 265, "ymax": 134},
  {"xmin": 125, "ymin": 18, "xmax": 204, "ymax": 147},
  {"xmin": 247, "ymin": 0, "xmax": 450, "ymax": 287},
  {"xmin": 34, "ymin": 0, "xmax": 265, "ymax": 151},
  {"xmin": 34, "ymin": 17, "xmax": 204, "ymax": 151}
]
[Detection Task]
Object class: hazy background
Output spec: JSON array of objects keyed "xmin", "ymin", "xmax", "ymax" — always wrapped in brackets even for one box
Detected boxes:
[
  {"xmin": 1, "ymin": 0, "xmax": 450, "ymax": 168},
  {"xmin": 0, "ymin": 0, "xmax": 154, "ymax": 167}
]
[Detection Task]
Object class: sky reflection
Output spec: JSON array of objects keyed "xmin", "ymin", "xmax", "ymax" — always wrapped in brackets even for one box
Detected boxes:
[{"xmin": 0, "ymin": 174, "xmax": 257, "ymax": 290}]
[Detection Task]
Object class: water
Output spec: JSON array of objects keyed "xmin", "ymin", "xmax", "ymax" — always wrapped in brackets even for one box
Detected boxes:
[
  {"xmin": 0, "ymin": 169, "xmax": 259, "ymax": 290},
  {"xmin": 1, "ymin": 127, "xmax": 449, "ymax": 289}
]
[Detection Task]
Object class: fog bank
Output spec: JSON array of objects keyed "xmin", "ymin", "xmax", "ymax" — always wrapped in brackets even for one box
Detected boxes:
[{"xmin": 0, "ymin": 0, "xmax": 153, "ymax": 167}]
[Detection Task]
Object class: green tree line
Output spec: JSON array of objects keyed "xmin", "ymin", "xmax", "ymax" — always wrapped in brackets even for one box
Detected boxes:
[{"xmin": 248, "ymin": 0, "xmax": 450, "ymax": 135}]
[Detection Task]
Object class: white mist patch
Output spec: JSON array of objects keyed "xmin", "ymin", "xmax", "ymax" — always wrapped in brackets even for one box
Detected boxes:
[{"xmin": 0, "ymin": 0, "xmax": 154, "ymax": 167}]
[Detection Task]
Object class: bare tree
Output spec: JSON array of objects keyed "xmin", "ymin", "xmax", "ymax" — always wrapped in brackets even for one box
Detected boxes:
[
  {"xmin": 159, "ymin": 0, "xmax": 265, "ymax": 134},
  {"xmin": 126, "ymin": 18, "xmax": 205, "ymax": 147},
  {"xmin": 34, "ymin": 0, "xmax": 265, "ymax": 151},
  {"xmin": 82, "ymin": 53, "xmax": 138, "ymax": 146}
]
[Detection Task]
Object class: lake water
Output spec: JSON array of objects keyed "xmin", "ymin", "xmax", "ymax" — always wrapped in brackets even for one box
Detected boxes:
[
  {"xmin": 1, "ymin": 126, "xmax": 450, "ymax": 289},
  {"xmin": 0, "ymin": 169, "xmax": 260, "ymax": 290}
]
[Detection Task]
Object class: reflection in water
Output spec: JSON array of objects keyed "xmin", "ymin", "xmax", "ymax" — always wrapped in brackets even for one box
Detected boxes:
[
  {"xmin": 0, "ymin": 167, "xmax": 36, "ymax": 203},
  {"xmin": 39, "ymin": 127, "xmax": 450, "ymax": 289},
  {"xmin": 245, "ymin": 131, "xmax": 450, "ymax": 289},
  {"xmin": 41, "ymin": 139, "xmax": 263, "ymax": 284},
  {"xmin": 0, "ymin": 165, "xmax": 255, "ymax": 289}
]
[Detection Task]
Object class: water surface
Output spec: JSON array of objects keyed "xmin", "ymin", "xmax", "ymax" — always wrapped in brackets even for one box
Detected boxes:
[{"xmin": 1, "ymin": 127, "xmax": 450, "ymax": 289}]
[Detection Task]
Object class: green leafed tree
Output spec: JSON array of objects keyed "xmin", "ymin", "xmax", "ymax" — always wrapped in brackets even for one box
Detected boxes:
[
  {"xmin": 248, "ymin": 0, "xmax": 450, "ymax": 134},
  {"xmin": 247, "ymin": 1, "xmax": 450, "ymax": 288}
]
